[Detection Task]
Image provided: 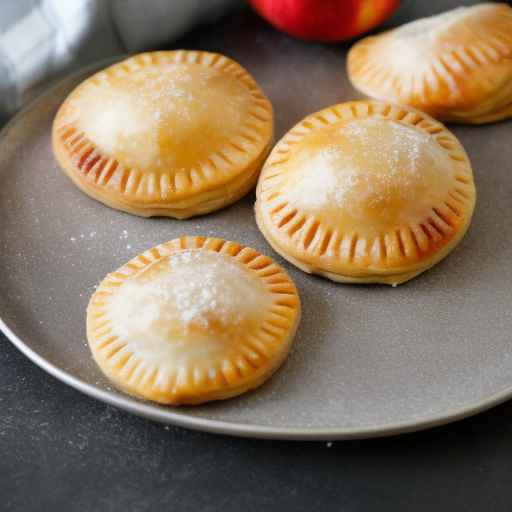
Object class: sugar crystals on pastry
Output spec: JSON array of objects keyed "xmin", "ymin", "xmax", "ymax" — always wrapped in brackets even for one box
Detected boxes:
[
  {"xmin": 255, "ymin": 101, "xmax": 476, "ymax": 285},
  {"xmin": 53, "ymin": 51, "xmax": 273, "ymax": 218},
  {"xmin": 87, "ymin": 236, "xmax": 300, "ymax": 405},
  {"xmin": 347, "ymin": 3, "xmax": 512, "ymax": 124}
]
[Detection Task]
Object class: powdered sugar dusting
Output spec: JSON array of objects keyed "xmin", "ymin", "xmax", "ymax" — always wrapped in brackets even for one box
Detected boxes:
[
  {"xmin": 286, "ymin": 119, "xmax": 453, "ymax": 219},
  {"xmin": 343, "ymin": 120, "xmax": 427, "ymax": 177},
  {"xmin": 286, "ymin": 149, "xmax": 344, "ymax": 209},
  {"xmin": 107, "ymin": 250, "xmax": 270, "ymax": 348},
  {"xmin": 72, "ymin": 61, "xmax": 252, "ymax": 172},
  {"xmin": 380, "ymin": 4, "xmax": 496, "ymax": 97},
  {"xmin": 394, "ymin": 5, "xmax": 488, "ymax": 40}
]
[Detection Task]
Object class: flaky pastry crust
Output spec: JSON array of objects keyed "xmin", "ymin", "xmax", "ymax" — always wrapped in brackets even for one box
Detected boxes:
[
  {"xmin": 255, "ymin": 101, "xmax": 476, "ymax": 285},
  {"xmin": 53, "ymin": 51, "xmax": 273, "ymax": 218},
  {"xmin": 87, "ymin": 236, "xmax": 300, "ymax": 405},
  {"xmin": 347, "ymin": 3, "xmax": 512, "ymax": 124}
]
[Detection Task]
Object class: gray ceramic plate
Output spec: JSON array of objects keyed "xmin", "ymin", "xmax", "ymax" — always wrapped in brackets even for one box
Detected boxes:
[{"xmin": 1, "ymin": 35, "xmax": 512, "ymax": 439}]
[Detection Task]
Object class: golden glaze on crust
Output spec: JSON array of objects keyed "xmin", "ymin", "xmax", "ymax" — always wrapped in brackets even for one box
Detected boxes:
[
  {"xmin": 347, "ymin": 3, "xmax": 512, "ymax": 124},
  {"xmin": 53, "ymin": 51, "xmax": 273, "ymax": 218},
  {"xmin": 86, "ymin": 236, "xmax": 300, "ymax": 405},
  {"xmin": 255, "ymin": 101, "xmax": 476, "ymax": 285}
]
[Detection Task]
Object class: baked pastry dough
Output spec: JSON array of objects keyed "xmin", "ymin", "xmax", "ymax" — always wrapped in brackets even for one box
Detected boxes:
[
  {"xmin": 255, "ymin": 101, "xmax": 476, "ymax": 285},
  {"xmin": 53, "ymin": 51, "xmax": 273, "ymax": 218},
  {"xmin": 347, "ymin": 3, "xmax": 512, "ymax": 124},
  {"xmin": 87, "ymin": 236, "xmax": 300, "ymax": 405}
]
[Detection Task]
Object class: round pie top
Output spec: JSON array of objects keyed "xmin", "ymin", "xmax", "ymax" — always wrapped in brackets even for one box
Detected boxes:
[
  {"xmin": 53, "ymin": 51, "xmax": 273, "ymax": 203},
  {"xmin": 107, "ymin": 251, "xmax": 270, "ymax": 357},
  {"xmin": 87, "ymin": 237, "xmax": 300, "ymax": 405},
  {"xmin": 347, "ymin": 3, "xmax": 512, "ymax": 122},
  {"xmin": 283, "ymin": 117, "xmax": 454, "ymax": 235},
  {"xmin": 256, "ymin": 101, "xmax": 476, "ymax": 276}
]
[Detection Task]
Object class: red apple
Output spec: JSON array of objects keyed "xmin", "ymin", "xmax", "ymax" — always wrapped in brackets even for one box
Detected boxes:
[{"xmin": 248, "ymin": 0, "xmax": 400, "ymax": 42}]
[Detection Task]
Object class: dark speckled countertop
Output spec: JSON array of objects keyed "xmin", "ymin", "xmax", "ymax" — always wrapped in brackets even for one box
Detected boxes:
[{"xmin": 2, "ymin": 1, "xmax": 512, "ymax": 510}]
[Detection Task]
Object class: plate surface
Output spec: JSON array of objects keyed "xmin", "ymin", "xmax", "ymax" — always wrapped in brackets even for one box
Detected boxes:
[{"xmin": 1, "ymin": 18, "xmax": 512, "ymax": 440}]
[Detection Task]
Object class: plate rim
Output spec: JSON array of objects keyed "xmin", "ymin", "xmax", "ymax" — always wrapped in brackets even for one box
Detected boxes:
[
  {"xmin": 4, "ymin": 312, "xmax": 512, "ymax": 440},
  {"xmin": 1, "ymin": 58, "xmax": 512, "ymax": 441}
]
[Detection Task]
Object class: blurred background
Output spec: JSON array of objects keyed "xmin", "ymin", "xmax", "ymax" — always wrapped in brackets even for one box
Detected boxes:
[{"xmin": 1, "ymin": 0, "xmax": 509, "ymax": 118}]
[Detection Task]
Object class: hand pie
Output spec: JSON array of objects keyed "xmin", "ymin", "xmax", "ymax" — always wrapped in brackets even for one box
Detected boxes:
[
  {"xmin": 255, "ymin": 101, "xmax": 476, "ymax": 286},
  {"xmin": 53, "ymin": 51, "xmax": 273, "ymax": 218},
  {"xmin": 347, "ymin": 3, "xmax": 512, "ymax": 124},
  {"xmin": 86, "ymin": 236, "xmax": 300, "ymax": 405}
]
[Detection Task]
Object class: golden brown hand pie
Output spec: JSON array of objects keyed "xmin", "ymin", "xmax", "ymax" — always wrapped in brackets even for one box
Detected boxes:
[
  {"xmin": 255, "ymin": 101, "xmax": 476, "ymax": 285},
  {"xmin": 53, "ymin": 51, "xmax": 273, "ymax": 218},
  {"xmin": 347, "ymin": 3, "xmax": 512, "ymax": 124},
  {"xmin": 87, "ymin": 236, "xmax": 300, "ymax": 405}
]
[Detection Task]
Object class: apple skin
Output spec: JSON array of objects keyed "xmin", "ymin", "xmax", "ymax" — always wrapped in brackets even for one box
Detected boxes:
[{"xmin": 248, "ymin": 0, "xmax": 400, "ymax": 42}]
